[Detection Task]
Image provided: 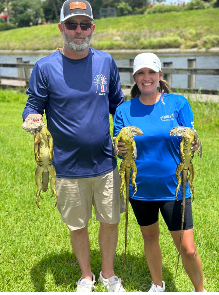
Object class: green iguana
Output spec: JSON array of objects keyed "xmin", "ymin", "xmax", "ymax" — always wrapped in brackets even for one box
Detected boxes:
[
  {"xmin": 22, "ymin": 116, "xmax": 58, "ymax": 208},
  {"xmin": 169, "ymin": 126, "xmax": 202, "ymax": 283},
  {"xmin": 114, "ymin": 126, "xmax": 143, "ymax": 280}
]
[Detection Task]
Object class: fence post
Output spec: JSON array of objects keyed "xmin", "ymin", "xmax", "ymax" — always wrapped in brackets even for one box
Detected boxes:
[
  {"xmin": 163, "ymin": 62, "xmax": 172, "ymax": 86},
  {"xmin": 23, "ymin": 61, "xmax": 30, "ymax": 79},
  {"xmin": 188, "ymin": 58, "xmax": 196, "ymax": 89},
  {"xmin": 129, "ymin": 59, "xmax": 134, "ymax": 84},
  {"xmin": 17, "ymin": 57, "xmax": 25, "ymax": 79}
]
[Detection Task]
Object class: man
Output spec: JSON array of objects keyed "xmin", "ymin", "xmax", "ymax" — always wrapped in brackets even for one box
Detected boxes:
[{"xmin": 22, "ymin": 0, "xmax": 125, "ymax": 292}]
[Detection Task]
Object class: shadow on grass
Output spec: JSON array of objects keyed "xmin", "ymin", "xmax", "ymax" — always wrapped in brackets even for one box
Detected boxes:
[{"xmin": 30, "ymin": 249, "xmax": 178, "ymax": 292}]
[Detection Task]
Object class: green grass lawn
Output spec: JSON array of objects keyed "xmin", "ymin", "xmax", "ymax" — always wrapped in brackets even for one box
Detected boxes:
[
  {"xmin": 0, "ymin": 90, "xmax": 218, "ymax": 292},
  {"xmin": 0, "ymin": 8, "xmax": 218, "ymax": 50}
]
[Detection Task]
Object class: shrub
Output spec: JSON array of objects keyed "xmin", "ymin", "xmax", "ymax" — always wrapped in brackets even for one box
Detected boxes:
[
  {"xmin": 117, "ymin": 2, "xmax": 132, "ymax": 16},
  {"xmin": 185, "ymin": 0, "xmax": 206, "ymax": 10},
  {"xmin": 139, "ymin": 36, "xmax": 182, "ymax": 49},
  {"xmin": 0, "ymin": 22, "xmax": 16, "ymax": 31},
  {"xmin": 201, "ymin": 35, "xmax": 219, "ymax": 49},
  {"xmin": 95, "ymin": 40, "xmax": 125, "ymax": 50},
  {"xmin": 146, "ymin": 4, "xmax": 184, "ymax": 14}
]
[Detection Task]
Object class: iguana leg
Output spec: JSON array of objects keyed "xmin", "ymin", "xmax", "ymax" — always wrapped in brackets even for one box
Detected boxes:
[
  {"xmin": 175, "ymin": 162, "xmax": 184, "ymax": 200},
  {"xmin": 35, "ymin": 165, "xmax": 44, "ymax": 208},
  {"xmin": 34, "ymin": 132, "xmax": 41, "ymax": 162},
  {"xmin": 48, "ymin": 165, "xmax": 58, "ymax": 206},
  {"xmin": 130, "ymin": 161, "xmax": 137, "ymax": 197},
  {"xmin": 131, "ymin": 140, "xmax": 137, "ymax": 159},
  {"xmin": 114, "ymin": 135, "xmax": 121, "ymax": 156},
  {"xmin": 188, "ymin": 163, "xmax": 195, "ymax": 201},
  {"xmin": 119, "ymin": 161, "xmax": 126, "ymax": 198},
  {"xmin": 42, "ymin": 171, "xmax": 49, "ymax": 192}
]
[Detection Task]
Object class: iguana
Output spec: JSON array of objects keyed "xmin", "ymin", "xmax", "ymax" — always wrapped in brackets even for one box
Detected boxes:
[
  {"xmin": 22, "ymin": 116, "xmax": 58, "ymax": 208},
  {"xmin": 114, "ymin": 126, "xmax": 143, "ymax": 280},
  {"xmin": 169, "ymin": 126, "xmax": 202, "ymax": 283}
]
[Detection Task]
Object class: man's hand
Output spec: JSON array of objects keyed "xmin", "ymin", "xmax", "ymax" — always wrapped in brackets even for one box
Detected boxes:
[{"xmin": 25, "ymin": 114, "xmax": 43, "ymax": 121}]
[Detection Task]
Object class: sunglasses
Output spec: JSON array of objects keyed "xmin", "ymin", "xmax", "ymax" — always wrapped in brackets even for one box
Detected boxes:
[{"xmin": 64, "ymin": 22, "xmax": 92, "ymax": 31}]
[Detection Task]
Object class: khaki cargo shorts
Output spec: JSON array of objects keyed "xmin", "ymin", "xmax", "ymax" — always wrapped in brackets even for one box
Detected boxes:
[{"xmin": 56, "ymin": 167, "xmax": 125, "ymax": 231}]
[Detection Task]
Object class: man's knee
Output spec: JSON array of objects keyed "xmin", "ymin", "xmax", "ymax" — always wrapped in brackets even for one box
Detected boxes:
[
  {"xmin": 70, "ymin": 226, "xmax": 88, "ymax": 238},
  {"xmin": 100, "ymin": 222, "xmax": 119, "ymax": 231}
]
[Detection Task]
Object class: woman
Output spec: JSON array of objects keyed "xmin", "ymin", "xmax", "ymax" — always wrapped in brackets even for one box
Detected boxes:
[{"xmin": 113, "ymin": 53, "xmax": 205, "ymax": 292}]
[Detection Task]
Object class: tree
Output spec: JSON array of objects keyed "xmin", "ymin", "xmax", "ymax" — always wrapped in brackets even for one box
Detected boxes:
[
  {"xmin": 9, "ymin": 0, "xmax": 43, "ymax": 27},
  {"xmin": 117, "ymin": 2, "xmax": 132, "ymax": 16},
  {"xmin": 101, "ymin": 0, "xmax": 146, "ymax": 15},
  {"xmin": 41, "ymin": 0, "xmax": 63, "ymax": 23}
]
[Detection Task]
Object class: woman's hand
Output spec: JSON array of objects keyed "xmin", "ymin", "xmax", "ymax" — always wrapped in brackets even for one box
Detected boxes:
[{"xmin": 191, "ymin": 139, "xmax": 198, "ymax": 151}]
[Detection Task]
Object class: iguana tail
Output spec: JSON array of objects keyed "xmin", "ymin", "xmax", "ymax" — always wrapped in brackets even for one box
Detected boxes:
[
  {"xmin": 42, "ymin": 171, "xmax": 49, "ymax": 192},
  {"xmin": 173, "ymin": 168, "xmax": 187, "ymax": 288},
  {"xmin": 122, "ymin": 168, "xmax": 130, "ymax": 281}
]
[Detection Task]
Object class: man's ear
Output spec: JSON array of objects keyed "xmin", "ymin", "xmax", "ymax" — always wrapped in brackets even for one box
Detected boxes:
[
  {"xmin": 92, "ymin": 23, "xmax": 95, "ymax": 32},
  {"xmin": 58, "ymin": 23, "xmax": 63, "ymax": 34}
]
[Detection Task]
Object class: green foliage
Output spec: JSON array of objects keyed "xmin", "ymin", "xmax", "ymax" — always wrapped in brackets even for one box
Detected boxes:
[
  {"xmin": 138, "ymin": 36, "xmax": 182, "ymax": 49},
  {"xmin": 201, "ymin": 35, "xmax": 219, "ymax": 49},
  {"xmin": 117, "ymin": 2, "xmax": 132, "ymax": 16},
  {"xmin": 214, "ymin": 0, "xmax": 219, "ymax": 7},
  {"xmin": 0, "ymin": 0, "xmax": 5, "ymax": 13},
  {"xmin": 0, "ymin": 22, "xmax": 16, "ymax": 31},
  {"xmin": 41, "ymin": 0, "xmax": 62, "ymax": 23},
  {"xmin": 146, "ymin": 0, "xmax": 216, "ymax": 15},
  {"xmin": 185, "ymin": 0, "xmax": 206, "ymax": 10},
  {"xmin": 8, "ymin": 0, "xmax": 43, "ymax": 27},
  {"xmin": 146, "ymin": 4, "xmax": 184, "ymax": 14}
]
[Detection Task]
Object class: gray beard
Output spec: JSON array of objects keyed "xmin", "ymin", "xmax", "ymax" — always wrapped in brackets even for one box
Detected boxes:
[{"xmin": 63, "ymin": 32, "xmax": 92, "ymax": 52}]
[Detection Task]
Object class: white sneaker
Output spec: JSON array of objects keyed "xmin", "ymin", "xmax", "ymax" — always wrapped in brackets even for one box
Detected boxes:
[
  {"xmin": 193, "ymin": 288, "xmax": 207, "ymax": 292},
  {"xmin": 148, "ymin": 281, "xmax": 165, "ymax": 292},
  {"xmin": 76, "ymin": 274, "xmax": 95, "ymax": 292},
  {"xmin": 98, "ymin": 271, "xmax": 125, "ymax": 292}
]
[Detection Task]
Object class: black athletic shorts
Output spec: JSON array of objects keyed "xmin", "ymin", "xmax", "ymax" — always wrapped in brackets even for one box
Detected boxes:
[{"xmin": 129, "ymin": 198, "xmax": 193, "ymax": 231}]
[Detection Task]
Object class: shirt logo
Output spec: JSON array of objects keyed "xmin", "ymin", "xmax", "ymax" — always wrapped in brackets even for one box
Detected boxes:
[
  {"xmin": 160, "ymin": 113, "xmax": 174, "ymax": 121},
  {"xmin": 94, "ymin": 74, "xmax": 107, "ymax": 95}
]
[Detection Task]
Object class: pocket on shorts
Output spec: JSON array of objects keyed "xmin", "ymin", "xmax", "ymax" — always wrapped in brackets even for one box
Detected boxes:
[{"xmin": 56, "ymin": 178, "xmax": 86, "ymax": 207}]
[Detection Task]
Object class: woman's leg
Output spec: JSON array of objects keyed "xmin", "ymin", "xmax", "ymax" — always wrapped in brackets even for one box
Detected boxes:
[
  {"xmin": 171, "ymin": 229, "xmax": 204, "ymax": 292},
  {"xmin": 140, "ymin": 221, "xmax": 163, "ymax": 287}
]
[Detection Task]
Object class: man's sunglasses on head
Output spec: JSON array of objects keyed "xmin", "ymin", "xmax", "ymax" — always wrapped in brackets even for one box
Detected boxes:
[{"xmin": 64, "ymin": 22, "xmax": 92, "ymax": 31}]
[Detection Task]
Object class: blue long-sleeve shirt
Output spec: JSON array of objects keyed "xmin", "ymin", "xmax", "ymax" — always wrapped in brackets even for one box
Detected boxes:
[{"xmin": 23, "ymin": 48, "xmax": 124, "ymax": 178}]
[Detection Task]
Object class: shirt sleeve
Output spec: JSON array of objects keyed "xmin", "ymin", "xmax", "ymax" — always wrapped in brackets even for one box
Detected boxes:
[
  {"xmin": 177, "ymin": 97, "xmax": 194, "ymax": 129},
  {"xmin": 22, "ymin": 63, "xmax": 48, "ymax": 121},
  {"xmin": 108, "ymin": 58, "xmax": 124, "ymax": 115},
  {"xmin": 113, "ymin": 106, "xmax": 125, "ymax": 137}
]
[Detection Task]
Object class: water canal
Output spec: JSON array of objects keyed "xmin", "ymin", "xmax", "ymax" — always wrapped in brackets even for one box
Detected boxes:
[{"xmin": 0, "ymin": 51, "xmax": 218, "ymax": 90}]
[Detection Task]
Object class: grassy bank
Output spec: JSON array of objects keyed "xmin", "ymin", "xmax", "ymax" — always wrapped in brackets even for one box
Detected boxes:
[
  {"xmin": 0, "ymin": 89, "xmax": 219, "ymax": 291},
  {"xmin": 0, "ymin": 9, "xmax": 218, "ymax": 51}
]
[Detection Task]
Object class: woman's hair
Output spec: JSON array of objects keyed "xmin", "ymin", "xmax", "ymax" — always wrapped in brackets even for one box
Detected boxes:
[{"xmin": 131, "ymin": 78, "xmax": 171, "ymax": 99}]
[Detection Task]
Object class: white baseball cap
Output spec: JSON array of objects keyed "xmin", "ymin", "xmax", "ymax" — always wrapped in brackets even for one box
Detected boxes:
[
  {"xmin": 60, "ymin": 0, "xmax": 94, "ymax": 23},
  {"xmin": 133, "ymin": 53, "xmax": 162, "ymax": 75}
]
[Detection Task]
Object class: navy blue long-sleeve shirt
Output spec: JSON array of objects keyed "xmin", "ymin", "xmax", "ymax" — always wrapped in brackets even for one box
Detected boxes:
[{"xmin": 23, "ymin": 48, "xmax": 124, "ymax": 178}]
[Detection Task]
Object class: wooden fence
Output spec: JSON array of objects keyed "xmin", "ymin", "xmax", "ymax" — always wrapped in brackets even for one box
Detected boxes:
[{"xmin": 0, "ymin": 57, "xmax": 218, "ymax": 94}]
